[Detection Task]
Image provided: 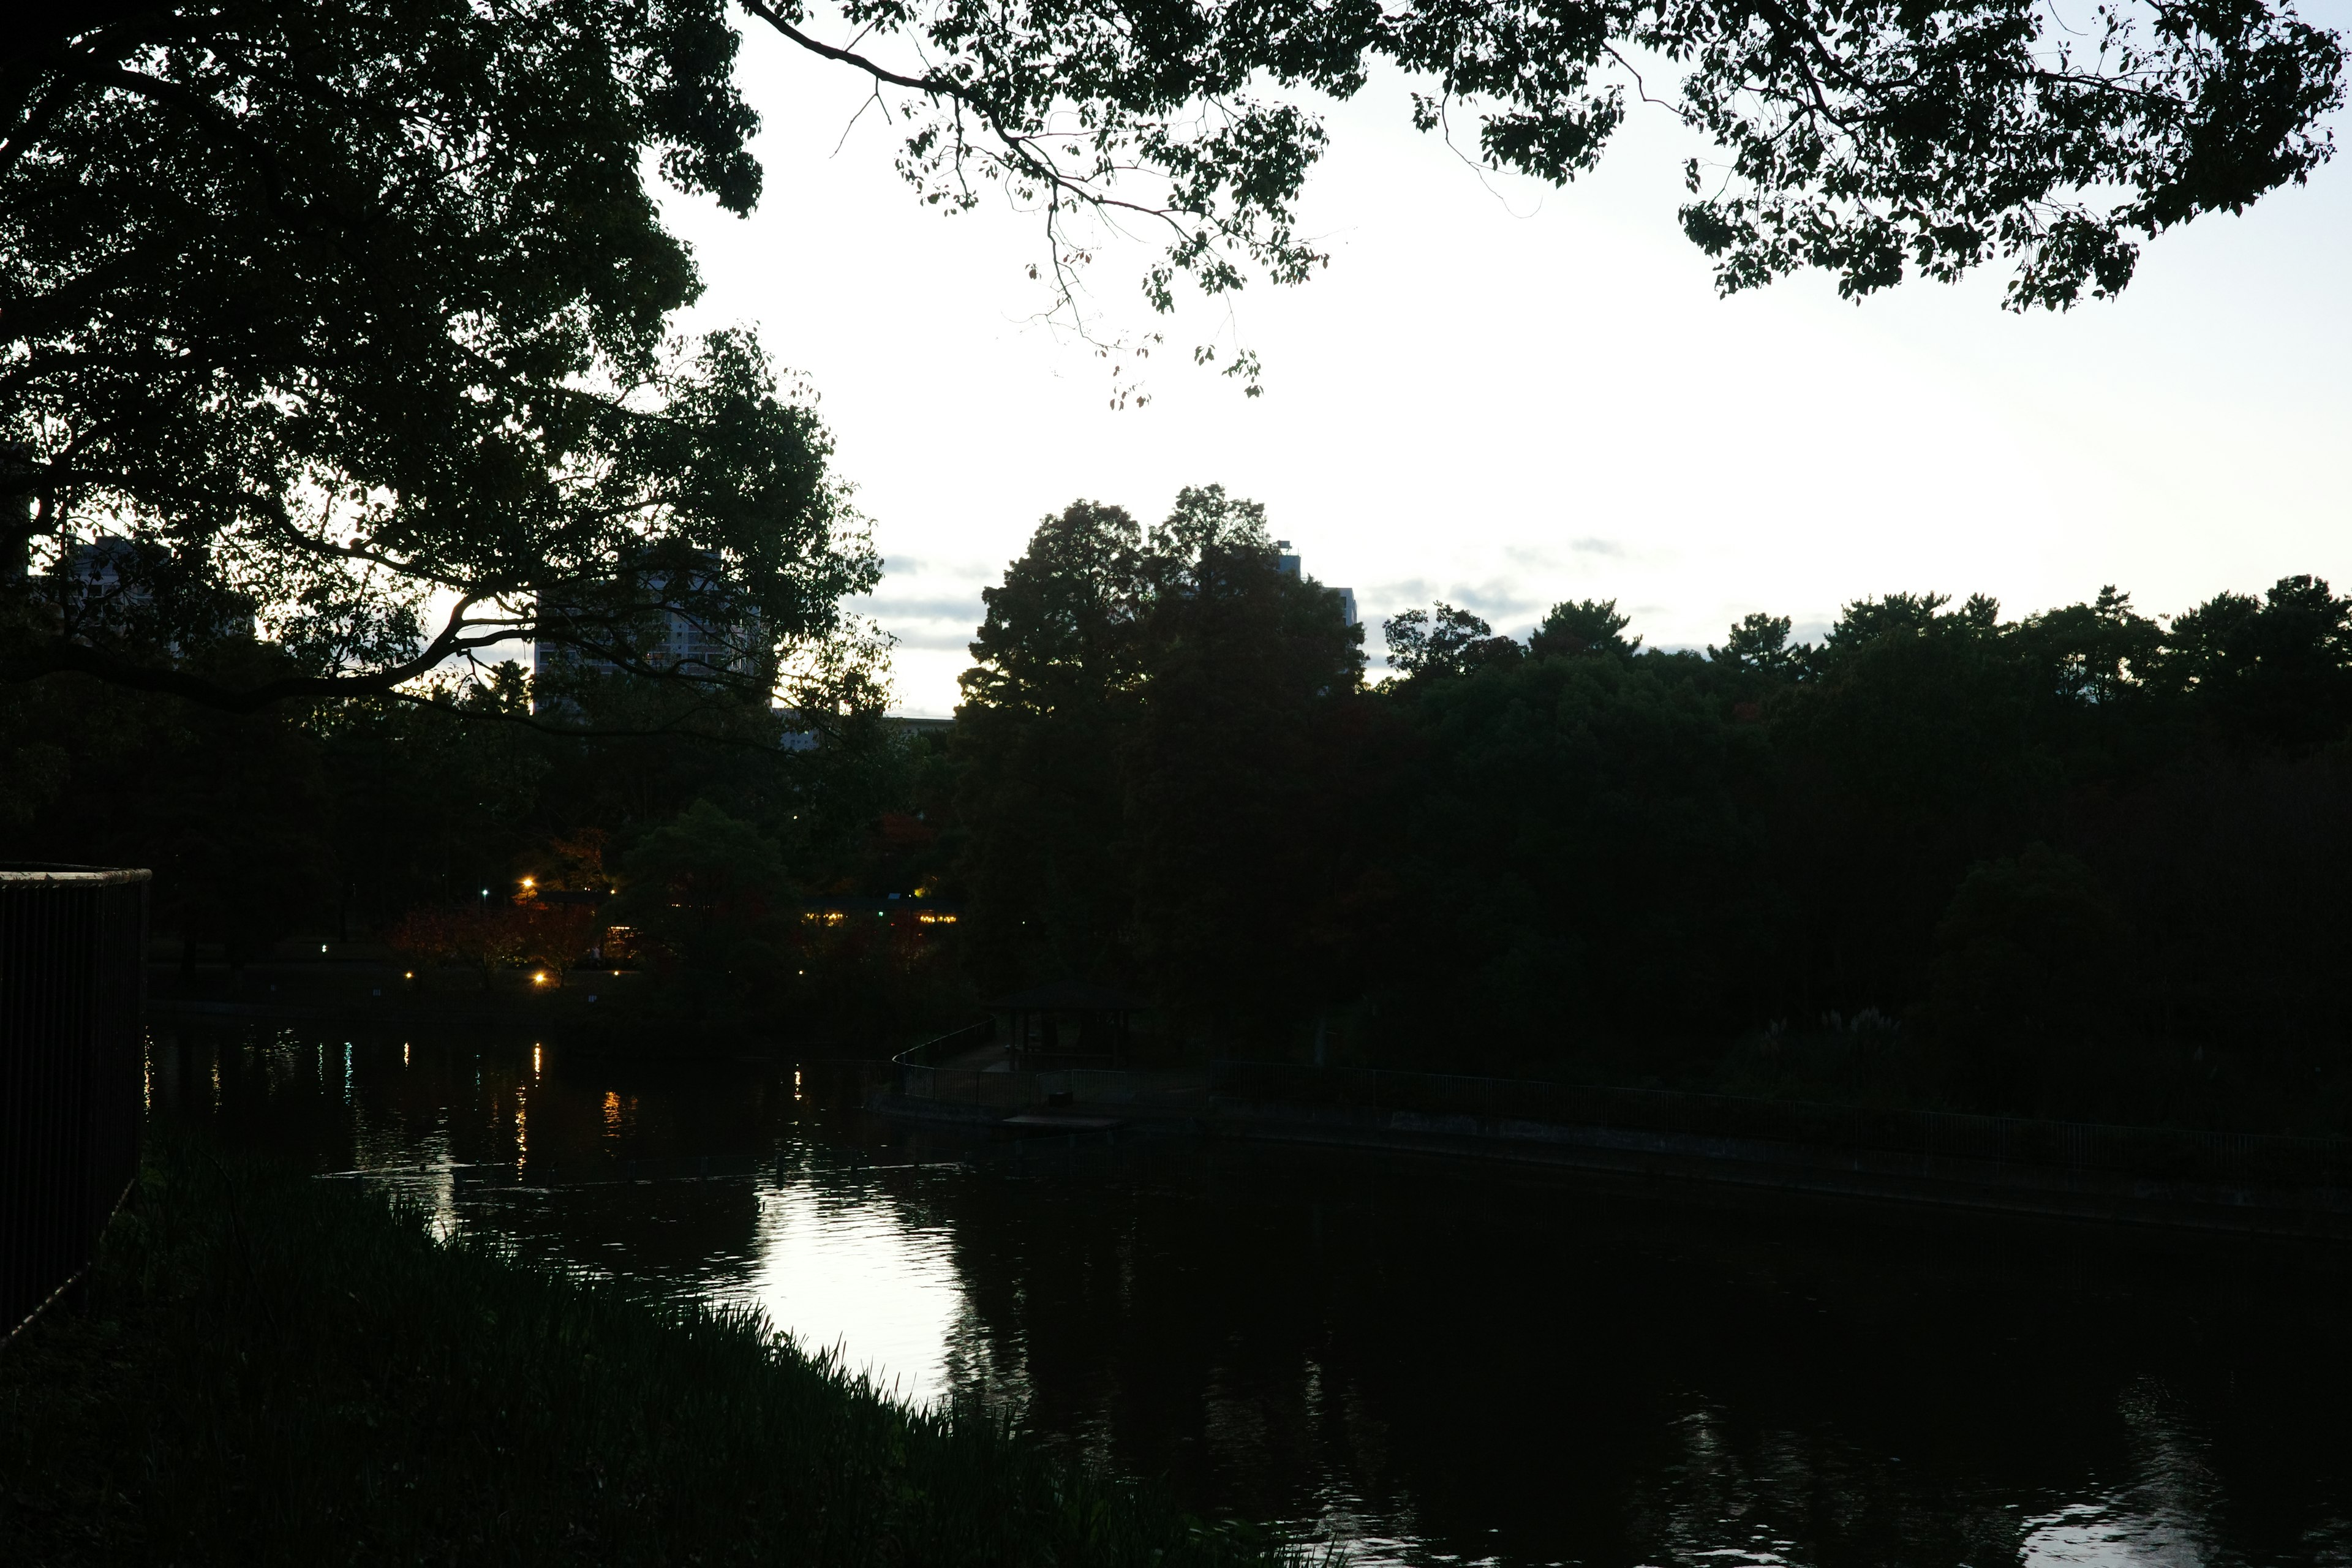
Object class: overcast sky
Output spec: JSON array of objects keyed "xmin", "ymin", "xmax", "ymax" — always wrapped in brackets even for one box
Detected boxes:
[{"xmin": 659, "ymin": 13, "xmax": 2352, "ymax": 717}]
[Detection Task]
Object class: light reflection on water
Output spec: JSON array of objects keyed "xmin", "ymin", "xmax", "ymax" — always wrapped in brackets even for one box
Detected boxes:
[
  {"xmin": 340, "ymin": 1141, "xmax": 986, "ymax": 1408},
  {"xmin": 2015, "ymin": 1380, "xmax": 2222, "ymax": 1568},
  {"xmin": 157, "ymin": 1027, "xmax": 2352, "ymax": 1568},
  {"xmin": 729, "ymin": 1180, "xmax": 976, "ymax": 1408}
]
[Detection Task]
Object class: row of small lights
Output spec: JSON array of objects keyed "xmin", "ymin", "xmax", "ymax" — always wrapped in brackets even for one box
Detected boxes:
[{"xmin": 452, "ymin": 873, "xmax": 950, "ymax": 984}]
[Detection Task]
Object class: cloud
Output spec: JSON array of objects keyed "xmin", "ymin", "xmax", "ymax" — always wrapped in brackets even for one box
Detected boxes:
[
  {"xmin": 851, "ymin": 592, "xmax": 986, "ymax": 624},
  {"xmin": 884, "ymin": 625, "xmax": 983, "ymax": 652},
  {"xmin": 1354, "ymin": 576, "xmax": 1549, "ymax": 639},
  {"xmin": 848, "ymin": 587, "xmax": 986, "ymax": 654},
  {"xmin": 1442, "ymin": 578, "xmax": 1548, "ymax": 621},
  {"xmin": 1365, "ymin": 576, "xmax": 1434, "ymax": 606},
  {"xmin": 875, "ymin": 554, "xmax": 1001, "ymax": 582},
  {"xmin": 1503, "ymin": 537, "xmax": 1623, "ymax": 568}
]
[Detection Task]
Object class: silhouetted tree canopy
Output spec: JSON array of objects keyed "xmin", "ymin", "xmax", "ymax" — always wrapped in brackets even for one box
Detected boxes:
[
  {"xmin": 722, "ymin": 0, "xmax": 2343, "ymax": 363},
  {"xmin": 1530, "ymin": 598, "xmax": 1639, "ymax": 659},
  {"xmin": 1357, "ymin": 573, "xmax": 2352, "ymax": 1125},
  {"xmin": 5, "ymin": 0, "xmax": 880, "ymax": 714},
  {"xmin": 945, "ymin": 556, "xmax": 2352, "ymax": 1127},
  {"xmin": 1708, "ymin": 611, "xmax": 1802, "ymax": 674},
  {"xmin": 951, "ymin": 500, "xmax": 1147, "ymax": 984},
  {"xmin": 1385, "ymin": 603, "xmax": 1523, "ymax": 678},
  {"xmin": 0, "ymin": 652, "xmax": 966, "ymax": 1036},
  {"xmin": 954, "ymin": 487, "xmax": 1362, "ymax": 1025}
]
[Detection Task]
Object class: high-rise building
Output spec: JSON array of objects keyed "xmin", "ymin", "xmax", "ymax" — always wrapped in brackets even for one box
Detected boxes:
[
  {"xmin": 1272, "ymin": 539, "xmax": 1357, "ymax": 627},
  {"xmin": 44, "ymin": 537, "xmax": 255, "ymax": 649},
  {"xmin": 532, "ymin": 554, "xmax": 762, "ymax": 712}
]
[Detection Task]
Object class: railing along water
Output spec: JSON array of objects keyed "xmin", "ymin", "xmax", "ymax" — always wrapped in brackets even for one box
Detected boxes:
[
  {"xmin": 893, "ymin": 1018, "xmax": 999, "ymax": 1104},
  {"xmin": 1208, "ymin": 1060, "xmax": 2352, "ymax": 1193},
  {"xmin": 2, "ymin": 865, "xmax": 150, "ymax": 1340}
]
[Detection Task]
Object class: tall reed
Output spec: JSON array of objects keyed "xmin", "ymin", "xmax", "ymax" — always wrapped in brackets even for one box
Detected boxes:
[{"xmin": 1, "ymin": 1129, "xmax": 1289, "ymax": 1567}]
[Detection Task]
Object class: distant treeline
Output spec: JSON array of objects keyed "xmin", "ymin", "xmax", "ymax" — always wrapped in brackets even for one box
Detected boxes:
[
  {"xmin": 949, "ymin": 491, "xmax": 2352, "ymax": 1129},
  {"xmin": 12, "ymin": 482, "xmax": 2352, "ymax": 1127},
  {"xmin": 0, "ymin": 663, "xmax": 965, "ymax": 1038}
]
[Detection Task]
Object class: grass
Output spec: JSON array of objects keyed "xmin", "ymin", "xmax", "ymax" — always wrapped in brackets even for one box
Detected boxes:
[{"xmin": 0, "ymin": 1130, "xmax": 1289, "ymax": 1567}]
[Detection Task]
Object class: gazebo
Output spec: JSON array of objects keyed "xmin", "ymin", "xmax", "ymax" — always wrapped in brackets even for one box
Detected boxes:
[{"xmin": 989, "ymin": 981, "xmax": 1147, "ymax": 1068}]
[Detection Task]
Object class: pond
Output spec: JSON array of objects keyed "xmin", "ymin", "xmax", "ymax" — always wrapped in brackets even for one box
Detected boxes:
[{"xmin": 152, "ymin": 1022, "xmax": 2352, "ymax": 1567}]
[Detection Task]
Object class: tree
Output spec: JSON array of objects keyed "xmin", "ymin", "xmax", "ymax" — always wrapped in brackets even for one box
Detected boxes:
[
  {"xmin": 723, "ymin": 0, "xmax": 2341, "ymax": 371},
  {"xmin": 2014, "ymin": 586, "xmax": 2165, "ymax": 709},
  {"xmin": 1367, "ymin": 630, "xmax": 1771, "ymax": 1071},
  {"xmin": 309, "ymin": 672, "xmax": 551, "ymax": 940},
  {"xmin": 22, "ymin": 0, "xmax": 2340, "ymax": 470},
  {"xmin": 6, "ymin": 0, "xmax": 879, "ymax": 714},
  {"xmin": 945, "ymin": 552, "xmax": 2352, "ymax": 1112},
  {"xmin": 1384, "ymin": 603, "xmax": 1521, "ymax": 679},
  {"xmin": 1531, "ymin": 598, "xmax": 1640, "ymax": 660},
  {"xmin": 960, "ymin": 502, "xmax": 1145, "ymax": 715},
  {"xmin": 2160, "ymin": 575, "xmax": 2352, "ymax": 751},
  {"xmin": 388, "ymin": 905, "xmax": 532, "ymax": 990},
  {"xmin": 1708, "ymin": 612, "xmax": 1804, "ymax": 676},
  {"xmin": 606, "ymin": 799, "xmax": 791, "ymax": 974},
  {"xmin": 1123, "ymin": 487, "xmax": 1364, "ymax": 1026},
  {"xmin": 1930, "ymin": 845, "xmax": 2129, "ymax": 1114},
  {"xmin": 953, "ymin": 501, "xmax": 1148, "ymax": 986},
  {"xmin": 39, "ymin": 668, "xmax": 339, "ymax": 968},
  {"xmin": 954, "ymin": 486, "xmax": 1362, "ymax": 1021}
]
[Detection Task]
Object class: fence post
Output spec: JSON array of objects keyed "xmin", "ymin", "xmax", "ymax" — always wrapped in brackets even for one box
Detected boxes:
[{"xmin": 2, "ymin": 865, "xmax": 151, "ymax": 1341}]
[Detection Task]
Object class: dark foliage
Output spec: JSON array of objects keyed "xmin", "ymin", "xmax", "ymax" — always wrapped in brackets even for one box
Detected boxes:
[
  {"xmin": 4, "ymin": 0, "xmax": 878, "ymax": 711},
  {"xmin": 1348, "ymin": 576, "xmax": 2352, "ymax": 1126},
  {"xmin": 951, "ymin": 488, "xmax": 1363, "ymax": 1040},
  {"xmin": 727, "ymin": 0, "xmax": 2342, "ymax": 363},
  {"xmin": 0, "ymin": 662, "xmax": 964, "ymax": 1042},
  {"xmin": 0, "ymin": 1130, "xmax": 1280, "ymax": 1565},
  {"xmin": 949, "ymin": 524, "xmax": 2352, "ymax": 1127}
]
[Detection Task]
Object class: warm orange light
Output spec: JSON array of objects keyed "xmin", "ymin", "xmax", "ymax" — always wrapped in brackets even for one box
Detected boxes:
[
  {"xmin": 521, "ymin": 877, "xmax": 536, "ymax": 890},
  {"xmin": 532, "ymin": 971, "xmax": 548, "ymax": 984},
  {"xmin": 404, "ymin": 971, "xmax": 414, "ymax": 979}
]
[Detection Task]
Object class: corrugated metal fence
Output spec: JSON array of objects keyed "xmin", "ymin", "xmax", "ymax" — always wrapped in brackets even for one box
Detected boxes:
[{"xmin": 2, "ymin": 864, "xmax": 149, "ymax": 1341}]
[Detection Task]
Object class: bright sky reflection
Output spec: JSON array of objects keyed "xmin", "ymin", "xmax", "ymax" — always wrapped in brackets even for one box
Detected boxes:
[
  {"xmin": 342, "ymin": 1155, "xmax": 984, "ymax": 1412},
  {"xmin": 719, "ymin": 1181, "xmax": 968, "ymax": 1409}
]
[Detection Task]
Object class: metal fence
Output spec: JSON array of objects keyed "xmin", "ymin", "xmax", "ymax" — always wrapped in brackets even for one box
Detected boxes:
[
  {"xmin": 2, "ymin": 865, "xmax": 150, "ymax": 1341},
  {"xmin": 895, "ymin": 1017, "xmax": 995, "ymax": 1073},
  {"xmin": 1209, "ymin": 1059, "xmax": 2352, "ymax": 1193}
]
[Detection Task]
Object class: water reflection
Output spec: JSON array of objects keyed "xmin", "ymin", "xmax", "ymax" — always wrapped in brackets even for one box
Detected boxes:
[
  {"xmin": 729, "ymin": 1176, "xmax": 984, "ymax": 1407},
  {"xmin": 2017, "ymin": 1381, "xmax": 2222, "ymax": 1568},
  {"xmin": 154, "ymin": 1024, "xmax": 2352, "ymax": 1568}
]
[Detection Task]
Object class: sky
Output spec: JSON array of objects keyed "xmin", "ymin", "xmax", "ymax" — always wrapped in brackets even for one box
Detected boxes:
[{"xmin": 658, "ymin": 13, "xmax": 2352, "ymax": 717}]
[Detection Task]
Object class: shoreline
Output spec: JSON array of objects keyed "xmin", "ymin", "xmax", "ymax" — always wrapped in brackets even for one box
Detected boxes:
[
  {"xmin": 143, "ymin": 995, "xmax": 938, "ymax": 1060},
  {"xmin": 872, "ymin": 1080, "xmax": 2352, "ymax": 1242},
  {"xmin": 0, "ymin": 1129, "xmax": 1283, "ymax": 1566},
  {"xmin": 1204, "ymin": 1097, "xmax": 2352, "ymax": 1242},
  {"xmin": 153, "ymin": 1003, "xmax": 2352, "ymax": 1241}
]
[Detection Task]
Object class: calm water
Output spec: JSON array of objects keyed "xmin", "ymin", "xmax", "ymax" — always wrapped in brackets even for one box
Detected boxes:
[{"xmin": 153, "ymin": 1023, "xmax": 2352, "ymax": 1567}]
